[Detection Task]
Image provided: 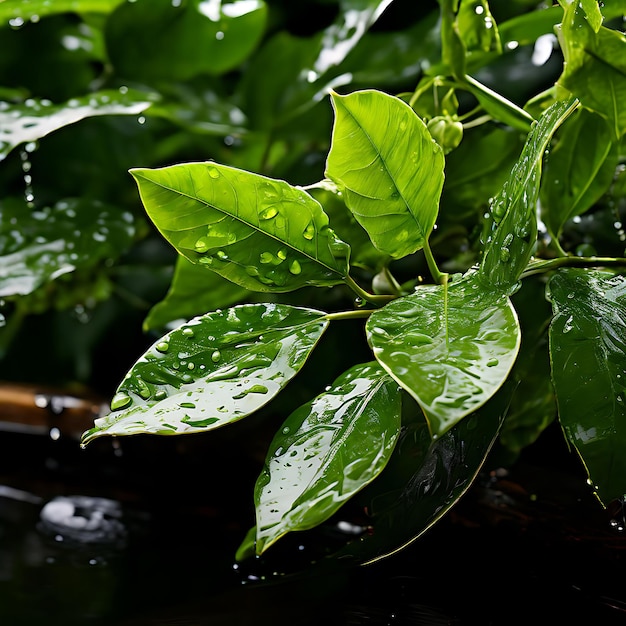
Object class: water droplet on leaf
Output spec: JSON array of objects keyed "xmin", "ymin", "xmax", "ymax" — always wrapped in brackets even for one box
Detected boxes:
[{"xmin": 111, "ymin": 392, "xmax": 132, "ymax": 411}]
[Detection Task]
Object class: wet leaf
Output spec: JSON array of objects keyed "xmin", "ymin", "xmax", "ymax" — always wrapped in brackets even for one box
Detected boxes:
[
  {"xmin": 0, "ymin": 0, "xmax": 124, "ymax": 23},
  {"xmin": 254, "ymin": 362, "xmax": 401, "ymax": 554},
  {"xmin": 325, "ymin": 89, "xmax": 444, "ymax": 259},
  {"xmin": 540, "ymin": 108, "xmax": 618, "ymax": 239},
  {"xmin": 456, "ymin": 0, "xmax": 501, "ymax": 57},
  {"xmin": 81, "ymin": 304, "xmax": 328, "ymax": 444},
  {"xmin": 144, "ymin": 256, "xmax": 250, "ymax": 332},
  {"xmin": 479, "ymin": 96, "xmax": 578, "ymax": 291},
  {"xmin": 334, "ymin": 384, "xmax": 512, "ymax": 564},
  {"xmin": 548, "ymin": 269, "xmax": 626, "ymax": 504},
  {"xmin": 0, "ymin": 197, "xmax": 135, "ymax": 298},
  {"xmin": 557, "ymin": 4, "xmax": 626, "ymax": 139},
  {"xmin": 131, "ymin": 162, "xmax": 350, "ymax": 292},
  {"xmin": 0, "ymin": 88, "xmax": 157, "ymax": 160},
  {"xmin": 367, "ymin": 274, "xmax": 520, "ymax": 437},
  {"xmin": 106, "ymin": 0, "xmax": 267, "ymax": 81}
]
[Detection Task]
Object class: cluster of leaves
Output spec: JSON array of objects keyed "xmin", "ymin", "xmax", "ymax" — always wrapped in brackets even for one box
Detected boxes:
[{"xmin": 2, "ymin": 0, "xmax": 626, "ymax": 564}]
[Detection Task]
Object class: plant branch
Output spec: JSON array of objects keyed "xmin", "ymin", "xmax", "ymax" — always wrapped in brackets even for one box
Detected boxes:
[
  {"xmin": 522, "ymin": 256, "xmax": 626, "ymax": 279},
  {"xmin": 422, "ymin": 237, "xmax": 449, "ymax": 285},
  {"xmin": 344, "ymin": 275, "xmax": 396, "ymax": 307},
  {"xmin": 325, "ymin": 309, "xmax": 374, "ymax": 322}
]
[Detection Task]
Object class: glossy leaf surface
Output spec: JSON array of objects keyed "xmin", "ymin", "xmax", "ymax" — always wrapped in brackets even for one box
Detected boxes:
[
  {"xmin": 0, "ymin": 198, "xmax": 135, "ymax": 298},
  {"xmin": 479, "ymin": 96, "xmax": 578, "ymax": 291},
  {"xmin": 82, "ymin": 304, "xmax": 328, "ymax": 444},
  {"xmin": 548, "ymin": 269, "xmax": 626, "ymax": 504},
  {"xmin": 254, "ymin": 362, "xmax": 401, "ymax": 554},
  {"xmin": 557, "ymin": 4, "xmax": 626, "ymax": 139},
  {"xmin": 325, "ymin": 89, "xmax": 444, "ymax": 259},
  {"xmin": 335, "ymin": 385, "xmax": 511, "ymax": 564},
  {"xmin": 0, "ymin": 89, "xmax": 156, "ymax": 160},
  {"xmin": 367, "ymin": 275, "xmax": 520, "ymax": 437},
  {"xmin": 144, "ymin": 256, "xmax": 249, "ymax": 332},
  {"xmin": 0, "ymin": 0, "xmax": 124, "ymax": 21},
  {"xmin": 540, "ymin": 108, "xmax": 618, "ymax": 239},
  {"xmin": 131, "ymin": 163, "xmax": 350, "ymax": 292},
  {"xmin": 106, "ymin": 0, "xmax": 267, "ymax": 81}
]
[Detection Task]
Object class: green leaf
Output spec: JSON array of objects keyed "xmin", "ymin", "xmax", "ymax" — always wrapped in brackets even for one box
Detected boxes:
[
  {"xmin": 0, "ymin": 89, "xmax": 157, "ymax": 161},
  {"xmin": 81, "ymin": 304, "xmax": 329, "ymax": 445},
  {"xmin": 334, "ymin": 384, "xmax": 511, "ymax": 564},
  {"xmin": 479, "ymin": 96, "xmax": 578, "ymax": 292},
  {"xmin": 0, "ymin": 0, "xmax": 125, "ymax": 22},
  {"xmin": 540, "ymin": 108, "xmax": 618, "ymax": 239},
  {"xmin": 557, "ymin": 4, "xmax": 626, "ymax": 139},
  {"xmin": 498, "ymin": 5, "xmax": 563, "ymax": 49},
  {"xmin": 105, "ymin": 0, "xmax": 267, "ymax": 82},
  {"xmin": 456, "ymin": 0, "xmax": 501, "ymax": 57},
  {"xmin": 548, "ymin": 269, "xmax": 626, "ymax": 504},
  {"xmin": 254, "ymin": 361, "xmax": 401, "ymax": 554},
  {"xmin": 579, "ymin": 0, "xmax": 604, "ymax": 32},
  {"xmin": 367, "ymin": 274, "xmax": 520, "ymax": 438},
  {"xmin": 325, "ymin": 90, "xmax": 445, "ymax": 259},
  {"xmin": 143, "ymin": 256, "xmax": 250, "ymax": 332},
  {"xmin": 130, "ymin": 162, "xmax": 350, "ymax": 293},
  {"xmin": 0, "ymin": 198, "xmax": 135, "ymax": 298}
]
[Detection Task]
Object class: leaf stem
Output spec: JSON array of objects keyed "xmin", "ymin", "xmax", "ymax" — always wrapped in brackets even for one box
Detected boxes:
[
  {"xmin": 522, "ymin": 256, "xmax": 626, "ymax": 279},
  {"xmin": 325, "ymin": 309, "xmax": 374, "ymax": 322},
  {"xmin": 344, "ymin": 275, "xmax": 396, "ymax": 307},
  {"xmin": 422, "ymin": 237, "xmax": 449, "ymax": 285}
]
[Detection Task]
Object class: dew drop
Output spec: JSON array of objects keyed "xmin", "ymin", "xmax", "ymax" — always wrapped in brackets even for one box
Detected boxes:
[
  {"xmin": 486, "ymin": 358, "xmax": 499, "ymax": 367},
  {"xmin": 260, "ymin": 206, "xmax": 278, "ymax": 220},
  {"xmin": 111, "ymin": 392, "xmax": 132, "ymax": 410},
  {"xmin": 259, "ymin": 251, "xmax": 274, "ymax": 264},
  {"xmin": 155, "ymin": 390, "xmax": 167, "ymax": 400},
  {"xmin": 216, "ymin": 250, "xmax": 228, "ymax": 260},
  {"xmin": 156, "ymin": 341, "xmax": 169, "ymax": 353},
  {"xmin": 289, "ymin": 260, "xmax": 302, "ymax": 275},
  {"xmin": 195, "ymin": 238, "xmax": 209, "ymax": 253},
  {"xmin": 180, "ymin": 402, "xmax": 196, "ymax": 409},
  {"xmin": 211, "ymin": 350, "xmax": 221, "ymax": 362},
  {"xmin": 182, "ymin": 327, "xmax": 194, "ymax": 337},
  {"xmin": 303, "ymin": 223, "xmax": 315, "ymax": 240},
  {"xmin": 499, "ymin": 247, "xmax": 511, "ymax": 262},
  {"xmin": 208, "ymin": 166, "xmax": 220, "ymax": 179}
]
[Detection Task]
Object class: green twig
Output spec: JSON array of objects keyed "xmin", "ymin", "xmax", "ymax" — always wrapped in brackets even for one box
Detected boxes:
[
  {"xmin": 522, "ymin": 256, "xmax": 626, "ymax": 279},
  {"xmin": 325, "ymin": 309, "xmax": 374, "ymax": 322},
  {"xmin": 344, "ymin": 275, "xmax": 396, "ymax": 307},
  {"xmin": 422, "ymin": 238, "xmax": 449, "ymax": 285}
]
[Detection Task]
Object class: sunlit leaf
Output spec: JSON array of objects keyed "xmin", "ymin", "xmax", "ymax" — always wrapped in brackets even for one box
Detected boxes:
[
  {"xmin": 334, "ymin": 384, "xmax": 511, "ymax": 564},
  {"xmin": 143, "ymin": 256, "xmax": 250, "ymax": 332},
  {"xmin": 540, "ymin": 108, "xmax": 618, "ymax": 239},
  {"xmin": 81, "ymin": 304, "xmax": 329, "ymax": 444},
  {"xmin": 325, "ymin": 90, "xmax": 444, "ymax": 259},
  {"xmin": 456, "ymin": 0, "xmax": 501, "ymax": 57},
  {"xmin": 0, "ymin": 197, "xmax": 135, "ymax": 298},
  {"xmin": 106, "ymin": 0, "xmax": 267, "ymax": 81},
  {"xmin": 254, "ymin": 361, "xmax": 401, "ymax": 554},
  {"xmin": 548, "ymin": 269, "xmax": 626, "ymax": 504},
  {"xmin": 479, "ymin": 96, "xmax": 578, "ymax": 292},
  {"xmin": 367, "ymin": 274, "xmax": 520, "ymax": 437},
  {"xmin": 131, "ymin": 162, "xmax": 350, "ymax": 293},
  {"xmin": 0, "ymin": 88, "xmax": 157, "ymax": 160},
  {"xmin": 557, "ymin": 4, "xmax": 626, "ymax": 139}
]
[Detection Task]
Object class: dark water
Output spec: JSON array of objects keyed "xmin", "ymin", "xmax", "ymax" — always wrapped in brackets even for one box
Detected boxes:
[{"xmin": 1, "ymin": 426, "xmax": 626, "ymax": 626}]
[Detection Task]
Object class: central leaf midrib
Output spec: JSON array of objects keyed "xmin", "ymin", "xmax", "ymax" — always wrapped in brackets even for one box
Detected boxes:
[
  {"xmin": 137, "ymin": 171, "xmax": 345, "ymax": 277},
  {"xmin": 341, "ymin": 104, "xmax": 426, "ymax": 241}
]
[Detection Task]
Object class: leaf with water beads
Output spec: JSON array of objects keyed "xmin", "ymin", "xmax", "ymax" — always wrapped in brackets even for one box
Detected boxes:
[
  {"xmin": 0, "ymin": 88, "xmax": 158, "ymax": 161},
  {"xmin": 325, "ymin": 89, "xmax": 444, "ymax": 259},
  {"xmin": 81, "ymin": 304, "xmax": 329, "ymax": 444},
  {"xmin": 253, "ymin": 362, "xmax": 402, "ymax": 554},
  {"xmin": 0, "ymin": 197, "xmax": 136, "ymax": 298},
  {"xmin": 130, "ymin": 162, "xmax": 351, "ymax": 293},
  {"xmin": 366, "ymin": 274, "xmax": 520, "ymax": 438},
  {"xmin": 0, "ymin": 1, "xmax": 125, "ymax": 23},
  {"xmin": 548, "ymin": 269, "xmax": 626, "ymax": 505}
]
